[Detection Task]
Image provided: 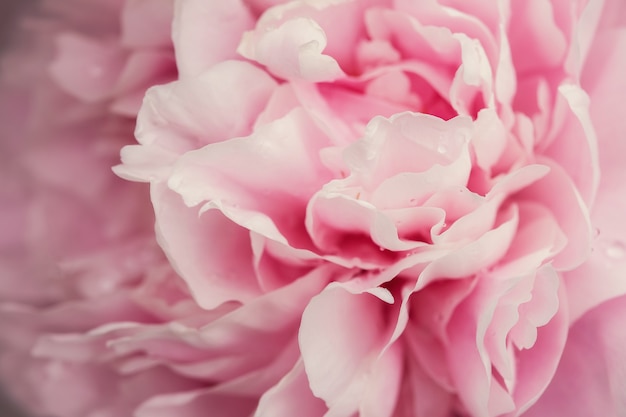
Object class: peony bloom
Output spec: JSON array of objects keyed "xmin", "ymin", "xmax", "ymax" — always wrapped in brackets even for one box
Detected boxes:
[{"xmin": 1, "ymin": 0, "xmax": 626, "ymax": 417}]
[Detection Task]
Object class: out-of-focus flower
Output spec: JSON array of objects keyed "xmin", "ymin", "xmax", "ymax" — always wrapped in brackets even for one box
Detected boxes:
[
  {"xmin": 0, "ymin": 1, "xmax": 188, "ymax": 416},
  {"xmin": 1, "ymin": 0, "xmax": 625, "ymax": 416}
]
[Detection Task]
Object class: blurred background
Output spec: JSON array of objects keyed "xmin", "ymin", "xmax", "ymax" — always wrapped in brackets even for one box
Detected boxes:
[
  {"xmin": 1, "ymin": 0, "xmax": 35, "ymax": 415},
  {"xmin": 0, "ymin": 0, "xmax": 30, "ymax": 51}
]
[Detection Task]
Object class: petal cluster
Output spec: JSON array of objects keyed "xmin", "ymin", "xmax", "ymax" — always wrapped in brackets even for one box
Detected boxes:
[{"xmin": 1, "ymin": 0, "xmax": 626, "ymax": 417}]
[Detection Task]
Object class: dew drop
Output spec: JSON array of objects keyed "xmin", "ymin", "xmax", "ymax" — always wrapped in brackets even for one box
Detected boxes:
[
  {"xmin": 365, "ymin": 148, "xmax": 377, "ymax": 160},
  {"xmin": 409, "ymin": 198, "xmax": 417, "ymax": 205},
  {"xmin": 603, "ymin": 239, "xmax": 626, "ymax": 260},
  {"xmin": 454, "ymin": 131, "xmax": 467, "ymax": 144},
  {"xmin": 437, "ymin": 143, "xmax": 448, "ymax": 154},
  {"xmin": 593, "ymin": 227, "xmax": 601, "ymax": 238},
  {"xmin": 379, "ymin": 247, "xmax": 386, "ymax": 252}
]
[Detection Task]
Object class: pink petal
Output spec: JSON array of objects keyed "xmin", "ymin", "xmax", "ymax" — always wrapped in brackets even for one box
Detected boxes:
[
  {"xmin": 151, "ymin": 183, "xmax": 261, "ymax": 310},
  {"xmin": 50, "ymin": 33, "xmax": 126, "ymax": 102},
  {"xmin": 524, "ymin": 294, "xmax": 626, "ymax": 417},
  {"xmin": 112, "ymin": 50, "xmax": 177, "ymax": 116},
  {"xmin": 172, "ymin": 0, "xmax": 254, "ymax": 78},
  {"xmin": 136, "ymin": 389, "xmax": 258, "ymax": 417},
  {"xmin": 393, "ymin": 349, "xmax": 453, "ymax": 417},
  {"xmin": 240, "ymin": 0, "xmax": 380, "ymax": 79},
  {"xmin": 238, "ymin": 18, "xmax": 345, "ymax": 82},
  {"xmin": 121, "ymin": 0, "xmax": 174, "ymax": 48},
  {"xmin": 503, "ymin": 269, "xmax": 569, "ymax": 416},
  {"xmin": 565, "ymin": 25, "xmax": 626, "ymax": 321},
  {"xmin": 516, "ymin": 158, "xmax": 592, "ymax": 271},
  {"xmin": 543, "ymin": 85, "xmax": 600, "ymax": 205},
  {"xmin": 299, "ymin": 284, "xmax": 402, "ymax": 417},
  {"xmin": 445, "ymin": 266, "xmax": 568, "ymax": 417},
  {"xmin": 508, "ymin": 0, "xmax": 568, "ymax": 74},
  {"xmin": 134, "ymin": 60, "xmax": 278, "ymax": 150},
  {"xmin": 168, "ymin": 108, "xmax": 333, "ymax": 247},
  {"xmin": 255, "ymin": 360, "xmax": 327, "ymax": 417}
]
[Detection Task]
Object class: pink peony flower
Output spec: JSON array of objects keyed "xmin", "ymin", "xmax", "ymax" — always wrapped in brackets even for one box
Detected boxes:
[{"xmin": 1, "ymin": 0, "xmax": 625, "ymax": 416}]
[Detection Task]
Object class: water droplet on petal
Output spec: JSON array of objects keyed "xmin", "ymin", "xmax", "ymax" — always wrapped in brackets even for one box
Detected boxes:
[
  {"xmin": 437, "ymin": 143, "xmax": 448, "ymax": 154},
  {"xmin": 365, "ymin": 148, "xmax": 377, "ymax": 160},
  {"xmin": 603, "ymin": 239, "xmax": 626, "ymax": 260},
  {"xmin": 593, "ymin": 227, "xmax": 601, "ymax": 238},
  {"xmin": 454, "ymin": 132, "xmax": 467, "ymax": 144},
  {"xmin": 379, "ymin": 247, "xmax": 386, "ymax": 252}
]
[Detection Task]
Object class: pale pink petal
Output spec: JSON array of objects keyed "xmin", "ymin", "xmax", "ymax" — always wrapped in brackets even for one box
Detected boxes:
[
  {"xmin": 168, "ymin": 108, "xmax": 333, "ymax": 246},
  {"xmin": 542, "ymin": 84, "xmax": 599, "ymax": 205},
  {"xmin": 445, "ymin": 266, "xmax": 567, "ymax": 417},
  {"xmin": 172, "ymin": 0, "xmax": 254, "ymax": 78},
  {"xmin": 240, "ymin": 0, "xmax": 381, "ymax": 79},
  {"xmin": 151, "ymin": 183, "xmax": 261, "ymax": 310},
  {"xmin": 50, "ymin": 33, "xmax": 127, "ymax": 102},
  {"xmin": 565, "ymin": 25, "xmax": 626, "ymax": 322},
  {"xmin": 472, "ymin": 108, "xmax": 508, "ymax": 172},
  {"xmin": 360, "ymin": 342, "xmax": 404, "ymax": 417},
  {"xmin": 342, "ymin": 113, "xmax": 473, "ymax": 191},
  {"xmin": 405, "ymin": 278, "xmax": 476, "ymax": 389},
  {"xmin": 299, "ymin": 283, "xmax": 401, "ymax": 417},
  {"xmin": 524, "ymin": 294, "xmax": 626, "ymax": 417},
  {"xmin": 110, "ymin": 265, "xmax": 332, "ymax": 383},
  {"xmin": 134, "ymin": 60, "xmax": 278, "ymax": 150},
  {"xmin": 392, "ymin": 350, "xmax": 454, "ymax": 417},
  {"xmin": 495, "ymin": 202, "xmax": 567, "ymax": 276},
  {"xmin": 255, "ymin": 360, "xmax": 327, "ymax": 417},
  {"xmin": 516, "ymin": 158, "xmax": 592, "ymax": 271},
  {"xmin": 112, "ymin": 50, "xmax": 176, "ymax": 116},
  {"xmin": 504, "ymin": 269, "xmax": 568, "ymax": 416},
  {"xmin": 507, "ymin": 0, "xmax": 568, "ymax": 74},
  {"xmin": 136, "ymin": 389, "xmax": 258, "ymax": 417},
  {"xmin": 238, "ymin": 17, "xmax": 345, "ymax": 82},
  {"xmin": 417, "ymin": 204, "xmax": 519, "ymax": 288}
]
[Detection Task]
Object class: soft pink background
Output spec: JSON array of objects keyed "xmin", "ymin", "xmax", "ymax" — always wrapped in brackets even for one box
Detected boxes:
[{"xmin": 1, "ymin": 0, "xmax": 33, "ymax": 414}]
